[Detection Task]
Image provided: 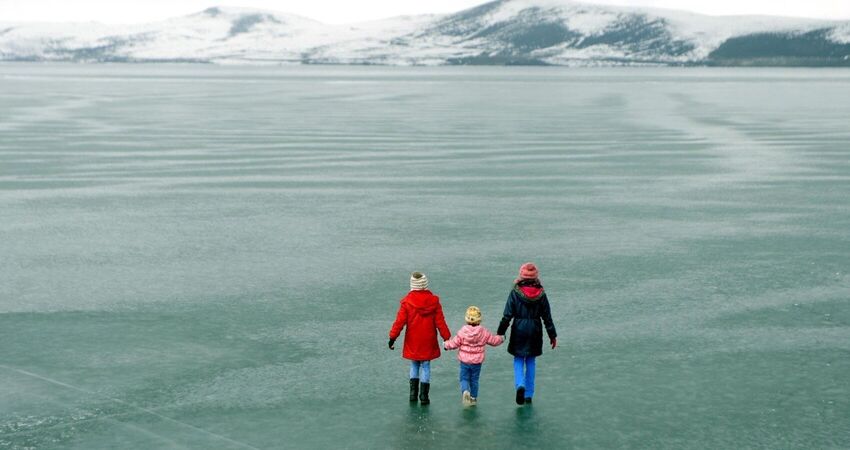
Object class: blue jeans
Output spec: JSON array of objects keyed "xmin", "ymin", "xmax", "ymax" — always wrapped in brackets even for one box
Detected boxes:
[
  {"xmin": 459, "ymin": 363, "xmax": 482, "ymax": 398},
  {"xmin": 410, "ymin": 360, "xmax": 431, "ymax": 383},
  {"xmin": 513, "ymin": 356, "xmax": 536, "ymax": 398}
]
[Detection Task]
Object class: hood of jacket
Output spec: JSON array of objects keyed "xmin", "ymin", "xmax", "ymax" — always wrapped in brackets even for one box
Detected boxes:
[
  {"xmin": 515, "ymin": 284, "xmax": 544, "ymax": 301},
  {"xmin": 446, "ymin": 324, "xmax": 502, "ymax": 364},
  {"xmin": 457, "ymin": 324, "xmax": 487, "ymax": 345},
  {"xmin": 402, "ymin": 290, "xmax": 439, "ymax": 316}
]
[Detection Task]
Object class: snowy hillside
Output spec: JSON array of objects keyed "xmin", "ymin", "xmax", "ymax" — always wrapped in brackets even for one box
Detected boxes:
[{"xmin": 1, "ymin": 0, "xmax": 849, "ymax": 66}]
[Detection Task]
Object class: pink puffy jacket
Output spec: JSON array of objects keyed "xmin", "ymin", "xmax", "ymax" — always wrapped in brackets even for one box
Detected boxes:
[{"xmin": 443, "ymin": 324, "xmax": 504, "ymax": 365}]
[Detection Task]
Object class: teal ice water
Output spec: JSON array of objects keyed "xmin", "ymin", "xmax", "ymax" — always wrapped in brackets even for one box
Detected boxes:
[{"xmin": 1, "ymin": 64, "xmax": 849, "ymax": 449}]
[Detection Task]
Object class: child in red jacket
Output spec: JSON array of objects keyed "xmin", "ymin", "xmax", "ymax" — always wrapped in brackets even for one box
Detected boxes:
[{"xmin": 388, "ymin": 272, "xmax": 451, "ymax": 405}]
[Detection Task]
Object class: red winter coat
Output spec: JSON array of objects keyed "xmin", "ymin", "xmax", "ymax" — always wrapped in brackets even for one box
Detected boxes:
[{"xmin": 389, "ymin": 290, "xmax": 451, "ymax": 361}]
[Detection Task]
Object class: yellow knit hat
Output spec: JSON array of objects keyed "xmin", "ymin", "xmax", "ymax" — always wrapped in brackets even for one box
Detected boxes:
[{"xmin": 465, "ymin": 306, "xmax": 482, "ymax": 325}]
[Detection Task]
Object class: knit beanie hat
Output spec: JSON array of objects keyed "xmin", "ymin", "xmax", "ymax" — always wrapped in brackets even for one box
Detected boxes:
[
  {"xmin": 410, "ymin": 271, "xmax": 429, "ymax": 290},
  {"xmin": 465, "ymin": 306, "xmax": 482, "ymax": 325},
  {"xmin": 515, "ymin": 262, "xmax": 539, "ymax": 283}
]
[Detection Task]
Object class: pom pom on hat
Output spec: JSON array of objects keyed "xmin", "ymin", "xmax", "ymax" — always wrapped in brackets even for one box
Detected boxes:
[
  {"xmin": 465, "ymin": 306, "xmax": 482, "ymax": 325},
  {"xmin": 410, "ymin": 271, "xmax": 429, "ymax": 290},
  {"xmin": 516, "ymin": 262, "xmax": 539, "ymax": 283}
]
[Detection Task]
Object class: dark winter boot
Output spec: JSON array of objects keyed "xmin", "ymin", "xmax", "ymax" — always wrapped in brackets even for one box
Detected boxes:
[
  {"xmin": 419, "ymin": 382, "xmax": 430, "ymax": 405},
  {"xmin": 409, "ymin": 378, "xmax": 419, "ymax": 402},
  {"xmin": 515, "ymin": 387, "xmax": 526, "ymax": 405}
]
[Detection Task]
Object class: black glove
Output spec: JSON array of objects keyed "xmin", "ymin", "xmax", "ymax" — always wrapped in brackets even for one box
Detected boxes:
[{"xmin": 388, "ymin": 338, "xmax": 396, "ymax": 350}]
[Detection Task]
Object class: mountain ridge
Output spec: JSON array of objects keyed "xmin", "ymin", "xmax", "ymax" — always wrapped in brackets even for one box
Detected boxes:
[{"xmin": 1, "ymin": 0, "xmax": 849, "ymax": 66}]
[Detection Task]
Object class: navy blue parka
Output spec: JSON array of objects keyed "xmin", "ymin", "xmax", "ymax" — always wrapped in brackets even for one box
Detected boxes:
[{"xmin": 497, "ymin": 285, "xmax": 557, "ymax": 357}]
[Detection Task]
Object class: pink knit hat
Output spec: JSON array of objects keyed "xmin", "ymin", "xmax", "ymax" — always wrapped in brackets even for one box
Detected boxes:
[{"xmin": 515, "ymin": 262, "xmax": 539, "ymax": 283}]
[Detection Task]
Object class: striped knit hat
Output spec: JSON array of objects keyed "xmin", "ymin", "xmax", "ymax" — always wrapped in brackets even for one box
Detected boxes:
[
  {"xmin": 410, "ymin": 271, "xmax": 429, "ymax": 291},
  {"xmin": 465, "ymin": 306, "xmax": 482, "ymax": 325}
]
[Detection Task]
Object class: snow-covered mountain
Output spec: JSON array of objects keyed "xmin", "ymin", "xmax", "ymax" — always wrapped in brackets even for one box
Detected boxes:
[{"xmin": 2, "ymin": 1, "xmax": 849, "ymax": 66}]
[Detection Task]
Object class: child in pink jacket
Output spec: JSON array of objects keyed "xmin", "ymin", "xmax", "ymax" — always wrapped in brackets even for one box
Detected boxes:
[{"xmin": 443, "ymin": 306, "xmax": 504, "ymax": 406}]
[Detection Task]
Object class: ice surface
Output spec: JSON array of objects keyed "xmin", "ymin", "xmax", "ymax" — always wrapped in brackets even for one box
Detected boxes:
[{"xmin": 1, "ymin": 64, "xmax": 849, "ymax": 449}]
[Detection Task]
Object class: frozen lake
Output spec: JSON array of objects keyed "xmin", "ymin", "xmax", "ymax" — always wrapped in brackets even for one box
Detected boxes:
[{"xmin": 1, "ymin": 64, "xmax": 849, "ymax": 449}]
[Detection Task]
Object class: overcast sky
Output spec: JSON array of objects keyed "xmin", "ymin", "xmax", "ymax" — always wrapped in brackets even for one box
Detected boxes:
[{"xmin": 1, "ymin": 0, "xmax": 848, "ymax": 24}]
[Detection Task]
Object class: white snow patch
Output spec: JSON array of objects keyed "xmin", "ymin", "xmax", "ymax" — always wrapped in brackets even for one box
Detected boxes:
[
  {"xmin": 562, "ymin": 9, "xmax": 620, "ymax": 34},
  {"xmin": 830, "ymin": 23, "xmax": 850, "ymax": 44},
  {"xmin": 661, "ymin": 11, "xmax": 831, "ymax": 58}
]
